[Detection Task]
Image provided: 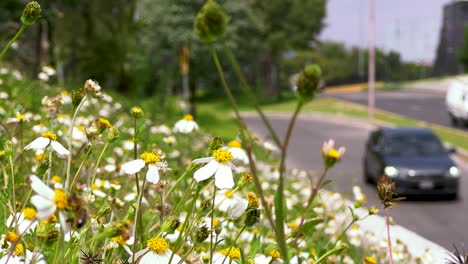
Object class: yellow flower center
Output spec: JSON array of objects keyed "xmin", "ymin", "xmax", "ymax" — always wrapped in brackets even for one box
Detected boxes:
[
  {"xmin": 41, "ymin": 132, "xmax": 57, "ymax": 141},
  {"xmin": 140, "ymin": 152, "xmax": 160, "ymax": 164},
  {"xmin": 98, "ymin": 118, "xmax": 112, "ymax": 128},
  {"xmin": 0, "ymin": 151, "xmax": 5, "ymax": 158},
  {"xmin": 58, "ymin": 114, "xmax": 68, "ymax": 119},
  {"xmin": 111, "ymin": 235, "xmax": 126, "ymax": 245},
  {"xmin": 147, "ymin": 237, "xmax": 169, "ymax": 254},
  {"xmin": 51, "ymin": 175, "xmax": 62, "ymax": 183},
  {"xmin": 269, "ymin": 249, "xmax": 280, "ymax": 259},
  {"xmin": 220, "ymin": 247, "xmax": 241, "ymax": 259},
  {"xmin": 36, "ymin": 153, "xmax": 46, "ymax": 161},
  {"xmin": 326, "ymin": 148, "xmax": 341, "ymax": 160},
  {"xmin": 6, "ymin": 231, "xmax": 19, "ymax": 243},
  {"xmin": 183, "ymin": 114, "xmax": 193, "ymax": 121},
  {"xmin": 23, "ymin": 208, "xmax": 37, "ymax": 220},
  {"xmin": 16, "ymin": 114, "xmax": 25, "ymax": 121},
  {"xmin": 212, "ymin": 149, "xmax": 233, "ymax": 163},
  {"xmin": 224, "ymin": 190, "xmax": 234, "ymax": 198},
  {"xmin": 365, "ymin": 256, "xmax": 376, "ymax": 264},
  {"xmin": 15, "ymin": 244, "xmax": 24, "ymax": 256},
  {"xmin": 247, "ymin": 192, "xmax": 260, "ymax": 208},
  {"xmin": 54, "ymin": 189, "xmax": 68, "ymax": 209},
  {"xmin": 91, "ymin": 184, "xmax": 100, "ymax": 190},
  {"xmin": 287, "ymin": 221, "xmax": 298, "ymax": 230},
  {"xmin": 111, "ymin": 180, "xmax": 120, "ymax": 185},
  {"xmin": 227, "ymin": 140, "xmax": 241, "ymax": 148},
  {"xmin": 212, "ymin": 218, "xmax": 220, "ymax": 228},
  {"xmin": 48, "ymin": 214, "xmax": 57, "ymax": 223}
]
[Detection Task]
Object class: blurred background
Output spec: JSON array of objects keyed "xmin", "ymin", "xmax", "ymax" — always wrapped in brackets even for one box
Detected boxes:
[{"xmin": 2, "ymin": 0, "xmax": 462, "ymax": 99}]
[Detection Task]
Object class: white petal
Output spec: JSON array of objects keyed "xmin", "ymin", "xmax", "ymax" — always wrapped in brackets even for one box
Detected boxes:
[
  {"xmin": 30, "ymin": 175, "xmax": 55, "ymax": 200},
  {"xmin": 192, "ymin": 157, "xmax": 213, "ymax": 164},
  {"xmin": 121, "ymin": 159, "xmax": 145, "ymax": 174},
  {"xmin": 194, "ymin": 160, "xmax": 219, "ymax": 182},
  {"xmin": 36, "ymin": 206, "xmax": 56, "ymax": 220},
  {"xmin": 227, "ymin": 198, "xmax": 248, "ymax": 219},
  {"xmin": 146, "ymin": 164, "xmax": 160, "ymax": 184},
  {"xmin": 31, "ymin": 195, "xmax": 55, "ymax": 211},
  {"xmin": 50, "ymin": 141, "xmax": 70, "ymax": 158},
  {"xmin": 24, "ymin": 137, "xmax": 50, "ymax": 150},
  {"xmin": 214, "ymin": 164, "xmax": 234, "ymax": 189}
]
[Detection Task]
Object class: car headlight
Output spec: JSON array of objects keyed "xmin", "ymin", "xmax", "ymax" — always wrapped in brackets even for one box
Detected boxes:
[
  {"xmin": 447, "ymin": 166, "xmax": 459, "ymax": 177},
  {"xmin": 384, "ymin": 166, "xmax": 399, "ymax": 178}
]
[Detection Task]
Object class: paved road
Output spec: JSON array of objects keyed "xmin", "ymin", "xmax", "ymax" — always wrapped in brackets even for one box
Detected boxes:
[
  {"xmin": 244, "ymin": 114, "xmax": 468, "ymax": 250},
  {"xmin": 327, "ymin": 91, "xmax": 468, "ymax": 131}
]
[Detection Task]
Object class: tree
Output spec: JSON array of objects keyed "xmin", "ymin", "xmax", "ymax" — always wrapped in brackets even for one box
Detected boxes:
[{"xmin": 253, "ymin": 0, "xmax": 327, "ymax": 97}]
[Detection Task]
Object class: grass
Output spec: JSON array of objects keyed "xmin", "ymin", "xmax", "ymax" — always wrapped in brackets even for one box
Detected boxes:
[{"xmin": 193, "ymin": 94, "xmax": 468, "ymax": 151}]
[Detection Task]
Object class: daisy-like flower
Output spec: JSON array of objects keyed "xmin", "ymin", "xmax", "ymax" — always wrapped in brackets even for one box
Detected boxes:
[
  {"xmin": 212, "ymin": 247, "xmax": 241, "ymax": 264},
  {"xmin": 29, "ymin": 175, "xmax": 68, "ymax": 231},
  {"xmin": 173, "ymin": 114, "xmax": 199, "ymax": 134},
  {"xmin": 254, "ymin": 250, "xmax": 283, "ymax": 264},
  {"xmin": 321, "ymin": 139, "xmax": 345, "ymax": 168},
  {"xmin": 214, "ymin": 190, "xmax": 247, "ymax": 219},
  {"xmin": 121, "ymin": 152, "xmax": 165, "ymax": 184},
  {"xmin": 6, "ymin": 208, "xmax": 38, "ymax": 234},
  {"xmin": 224, "ymin": 140, "xmax": 249, "ymax": 164},
  {"xmin": 192, "ymin": 148, "xmax": 236, "ymax": 189},
  {"xmin": 131, "ymin": 237, "xmax": 185, "ymax": 264},
  {"xmin": 24, "ymin": 132, "xmax": 69, "ymax": 158},
  {"xmin": 6, "ymin": 112, "xmax": 32, "ymax": 124}
]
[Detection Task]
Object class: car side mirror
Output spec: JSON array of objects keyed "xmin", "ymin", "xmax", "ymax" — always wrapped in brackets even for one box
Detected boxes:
[{"xmin": 447, "ymin": 147, "xmax": 457, "ymax": 154}]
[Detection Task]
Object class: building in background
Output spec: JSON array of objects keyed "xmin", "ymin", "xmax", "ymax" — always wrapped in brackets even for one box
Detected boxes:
[{"xmin": 433, "ymin": 0, "xmax": 468, "ymax": 76}]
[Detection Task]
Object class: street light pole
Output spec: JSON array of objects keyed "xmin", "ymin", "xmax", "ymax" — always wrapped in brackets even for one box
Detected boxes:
[{"xmin": 368, "ymin": 0, "xmax": 376, "ymax": 120}]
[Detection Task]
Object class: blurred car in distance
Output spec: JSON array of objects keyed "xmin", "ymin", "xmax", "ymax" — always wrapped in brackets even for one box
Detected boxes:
[
  {"xmin": 446, "ymin": 79, "xmax": 468, "ymax": 127},
  {"xmin": 363, "ymin": 127, "xmax": 459, "ymax": 199}
]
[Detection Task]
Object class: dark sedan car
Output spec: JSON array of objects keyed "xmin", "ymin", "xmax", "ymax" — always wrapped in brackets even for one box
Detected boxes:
[{"xmin": 363, "ymin": 127, "xmax": 460, "ymax": 199}]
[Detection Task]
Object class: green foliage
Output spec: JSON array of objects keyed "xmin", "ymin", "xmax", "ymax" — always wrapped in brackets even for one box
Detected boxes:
[{"xmin": 458, "ymin": 22, "xmax": 468, "ymax": 71}]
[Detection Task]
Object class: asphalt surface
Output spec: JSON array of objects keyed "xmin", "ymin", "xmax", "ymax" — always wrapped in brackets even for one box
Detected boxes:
[
  {"xmin": 244, "ymin": 114, "xmax": 468, "ymax": 250},
  {"xmin": 327, "ymin": 91, "xmax": 468, "ymax": 131}
]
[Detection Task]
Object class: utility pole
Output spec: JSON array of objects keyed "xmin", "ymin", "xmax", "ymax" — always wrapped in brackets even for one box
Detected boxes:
[
  {"xmin": 180, "ymin": 44, "xmax": 190, "ymax": 114},
  {"xmin": 368, "ymin": 0, "xmax": 376, "ymax": 120}
]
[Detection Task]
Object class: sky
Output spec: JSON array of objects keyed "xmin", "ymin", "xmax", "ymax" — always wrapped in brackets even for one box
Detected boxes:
[{"xmin": 319, "ymin": 0, "xmax": 453, "ymax": 63}]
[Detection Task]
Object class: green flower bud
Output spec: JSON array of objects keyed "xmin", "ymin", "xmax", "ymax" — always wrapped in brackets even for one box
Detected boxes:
[
  {"xmin": 161, "ymin": 216, "xmax": 180, "ymax": 234},
  {"xmin": 35, "ymin": 160, "xmax": 50, "ymax": 178},
  {"xmin": 3, "ymin": 140, "xmax": 13, "ymax": 156},
  {"xmin": 195, "ymin": 224, "xmax": 209, "ymax": 244},
  {"xmin": 195, "ymin": 0, "xmax": 228, "ymax": 43},
  {"xmin": 296, "ymin": 64, "xmax": 321, "ymax": 103},
  {"xmin": 208, "ymin": 136, "xmax": 223, "ymax": 154},
  {"xmin": 244, "ymin": 208, "xmax": 261, "ymax": 227},
  {"xmin": 71, "ymin": 89, "xmax": 85, "ymax": 109},
  {"xmin": 130, "ymin": 106, "xmax": 144, "ymax": 119},
  {"xmin": 21, "ymin": 1, "xmax": 41, "ymax": 26},
  {"xmin": 107, "ymin": 127, "xmax": 120, "ymax": 142}
]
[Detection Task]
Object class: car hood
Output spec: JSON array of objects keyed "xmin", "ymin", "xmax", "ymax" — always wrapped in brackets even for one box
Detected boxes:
[{"xmin": 383, "ymin": 155, "xmax": 454, "ymax": 169}]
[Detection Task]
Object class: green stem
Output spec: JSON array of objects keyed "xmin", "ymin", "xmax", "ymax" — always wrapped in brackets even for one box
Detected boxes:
[
  {"xmin": 245, "ymin": 145, "xmax": 277, "ymax": 236},
  {"xmin": 131, "ymin": 176, "xmax": 147, "ymax": 264},
  {"xmin": 8, "ymin": 155, "xmax": 16, "ymax": 225},
  {"xmin": 222, "ymin": 42, "xmax": 281, "ymax": 148},
  {"xmin": 164, "ymin": 164, "xmax": 194, "ymax": 201},
  {"xmin": 385, "ymin": 207, "xmax": 394, "ymax": 264},
  {"xmin": 209, "ymin": 183, "xmax": 216, "ymax": 264},
  {"xmin": 276, "ymin": 101, "xmax": 303, "ymax": 262},
  {"xmin": 70, "ymin": 146, "xmax": 94, "ymax": 191},
  {"xmin": 314, "ymin": 245, "xmax": 345, "ymax": 264},
  {"xmin": 133, "ymin": 118, "xmax": 140, "ymax": 195},
  {"xmin": 209, "ymin": 44, "xmax": 247, "ymax": 131},
  {"xmin": 295, "ymin": 167, "xmax": 329, "ymax": 243},
  {"xmin": 88, "ymin": 142, "xmax": 109, "ymax": 192},
  {"xmin": 0, "ymin": 24, "xmax": 27, "ymax": 61},
  {"xmin": 65, "ymin": 95, "xmax": 88, "ymax": 191}
]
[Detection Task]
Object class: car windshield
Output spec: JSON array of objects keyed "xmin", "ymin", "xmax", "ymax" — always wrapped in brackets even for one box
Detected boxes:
[{"xmin": 383, "ymin": 134, "xmax": 446, "ymax": 157}]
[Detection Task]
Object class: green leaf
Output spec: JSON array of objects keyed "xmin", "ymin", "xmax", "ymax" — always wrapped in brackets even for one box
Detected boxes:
[
  {"xmin": 302, "ymin": 218, "xmax": 324, "ymax": 234},
  {"xmin": 248, "ymin": 234, "xmax": 261, "ymax": 259}
]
